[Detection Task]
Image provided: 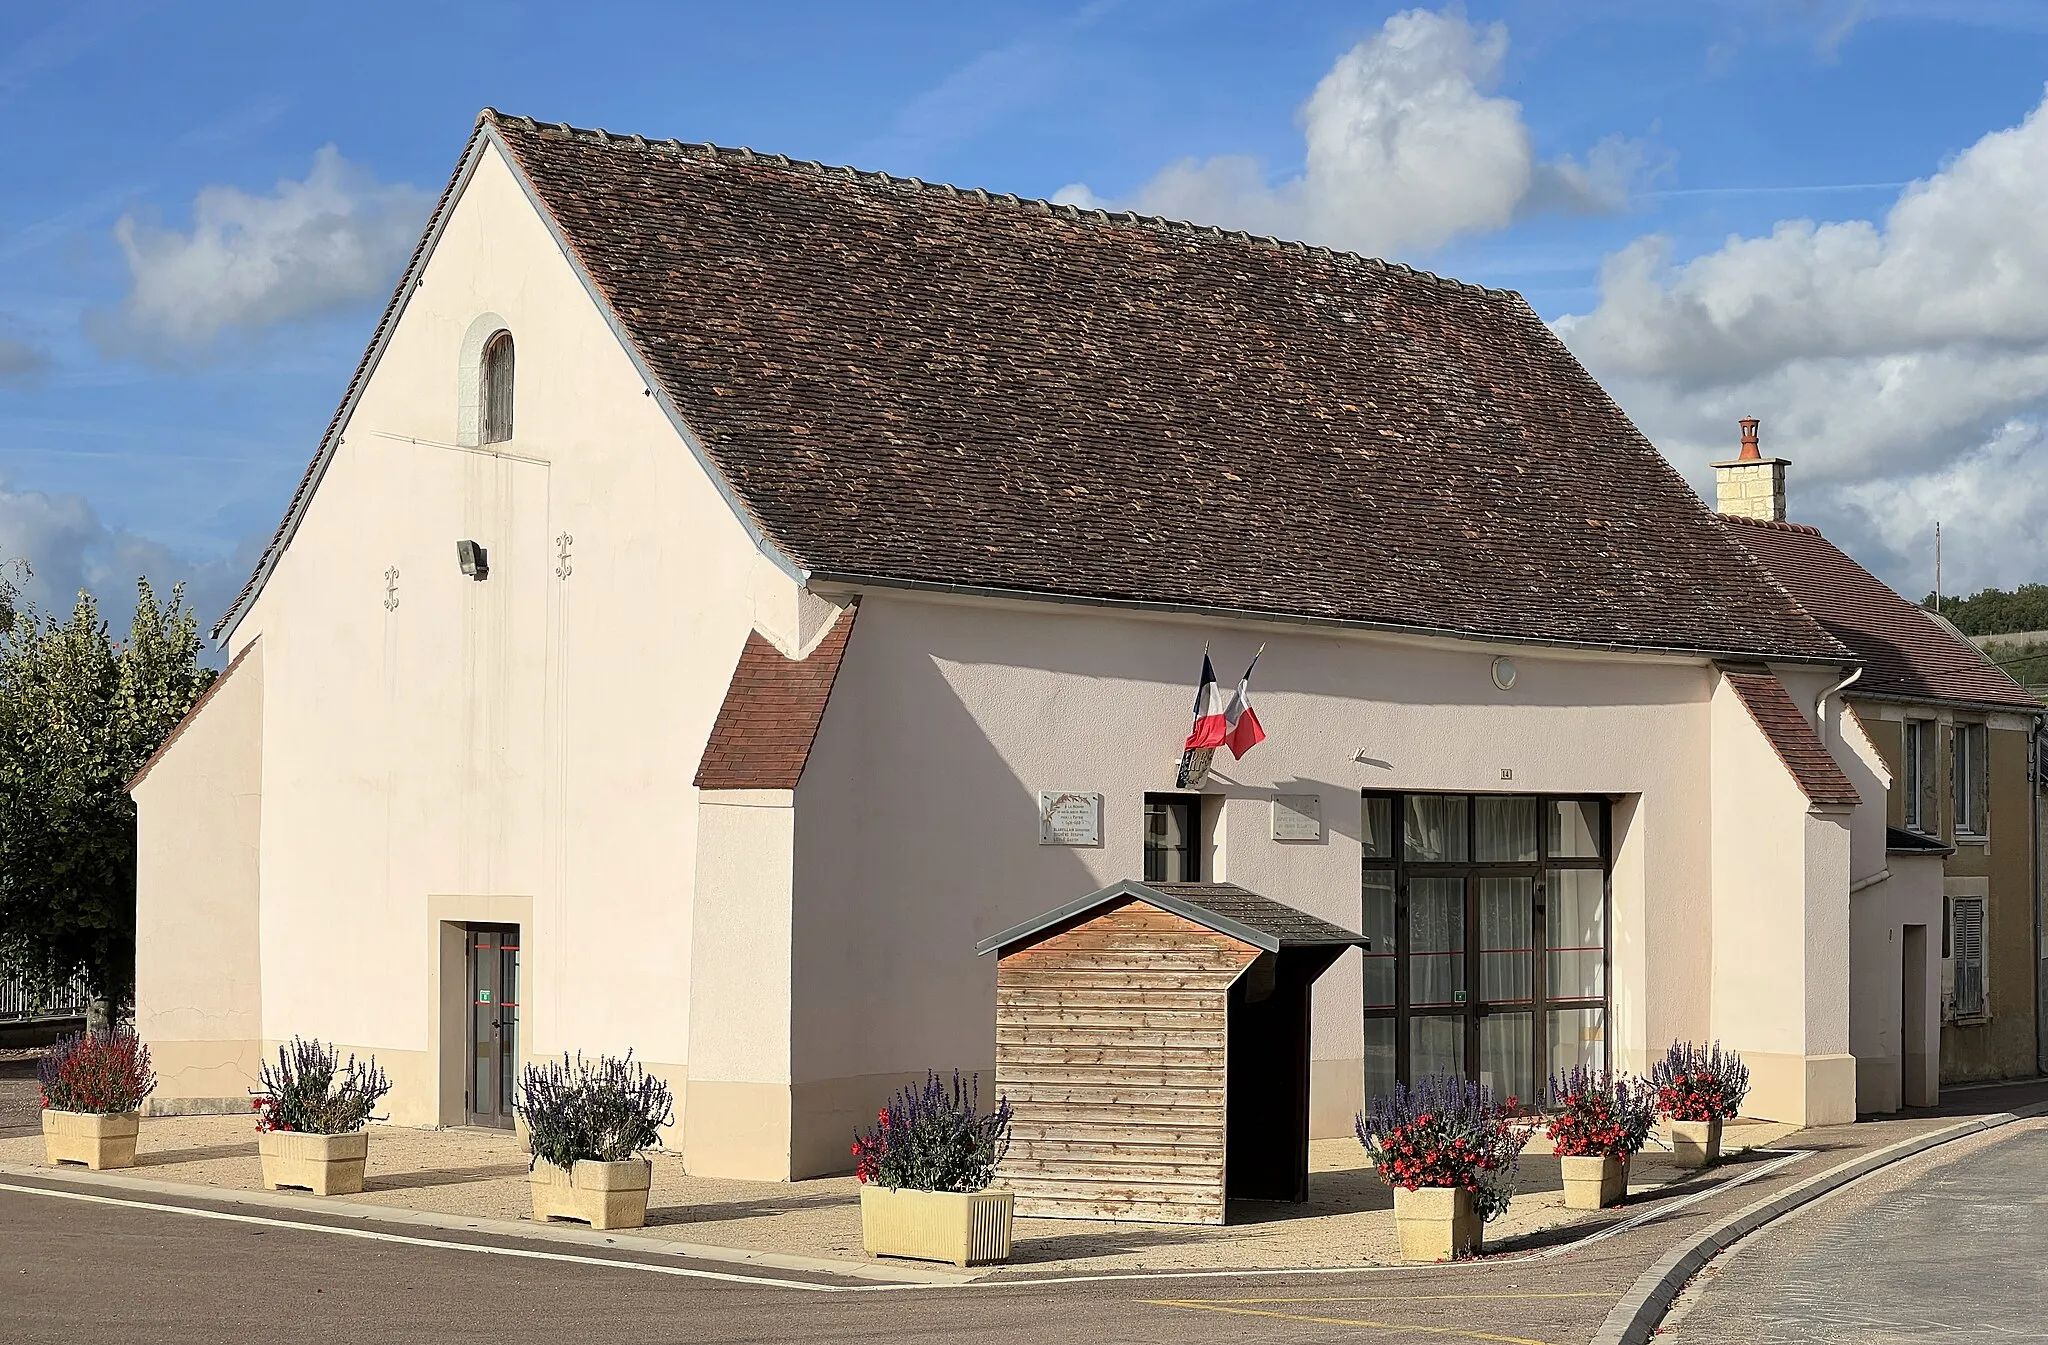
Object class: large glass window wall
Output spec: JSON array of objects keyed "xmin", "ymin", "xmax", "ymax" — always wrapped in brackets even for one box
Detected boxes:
[{"xmin": 1360, "ymin": 792, "xmax": 1610, "ymax": 1108}]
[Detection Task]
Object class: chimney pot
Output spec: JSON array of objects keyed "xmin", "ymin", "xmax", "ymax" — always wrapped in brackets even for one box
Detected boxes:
[{"xmin": 1713, "ymin": 418, "xmax": 1788, "ymax": 522}]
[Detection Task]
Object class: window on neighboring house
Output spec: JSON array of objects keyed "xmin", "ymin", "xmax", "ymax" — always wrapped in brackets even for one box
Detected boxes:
[
  {"xmin": 1952, "ymin": 721, "xmax": 1989, "ymax": 838},
  {"xmin": 1951, "ymin": 894, "xmax": 1987, "ymax": 1018},
  {"xmin": 1142, "ymin": 794, "xmax": 1201, "ymax": 883},
  {"xmin": 1902, "ymin": 719, "xmax": 1938, "ymax": 834},
  {"xmin": 481, "ymin": 331, "xmax": 515, "ymax": 444}
]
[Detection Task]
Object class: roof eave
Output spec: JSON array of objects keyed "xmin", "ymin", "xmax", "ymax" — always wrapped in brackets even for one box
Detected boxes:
[
  {"xmin": 1847, "ymin": 688, "xmax": 2046, "ymax": 717},
  {"xmin": 809, "ymin": 569, "xmax": 1861, "ymax": 668}
]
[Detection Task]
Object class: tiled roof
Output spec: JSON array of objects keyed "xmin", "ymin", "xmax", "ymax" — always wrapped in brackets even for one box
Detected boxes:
[
  {"xmin": 1725, "ymin": 516, "xmax": 2041, "ymax": 710},
  {"xmin": 1148, "ymin": 883, "xmax": 1370, "ymax": 948},
  {"xmin": 977, "ymin": 879, "xmax": 1368, "ymax": 956},
  {"xmin": 125, "ymin": 641, "xmax": 258, "ymax": 793},
  {"xmin": 1723, "ymin": 668, "xmax": 1862, "ymax": 807},
  {"xmin": 458, "ymin": 112, "xmax": 1848, "ymax": 663},
  {"xmin": 694, "ymin": 606, "xmax": 855, "ymax": 790}
]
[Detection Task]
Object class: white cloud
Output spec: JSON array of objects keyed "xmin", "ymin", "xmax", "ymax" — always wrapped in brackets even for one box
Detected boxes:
[
  {"xmin": 0, "ymin": 477, "xmax": 253, "ymax": 653},
  {"xmin": 90, "ymin": 146, "xmax": 429, "ymax": 359},
  {"xmin": 1052, "ymin": 8, "xmax": 1648, "ymax": 259},
  {"xmin": 1555, "ymin": 87, "xmax": 2048, "ymax": 596}
]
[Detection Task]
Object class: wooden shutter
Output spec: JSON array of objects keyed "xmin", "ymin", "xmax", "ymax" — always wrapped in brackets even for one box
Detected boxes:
[{"xmin": 1951, "ymin": 895, "xmax": 1986, "ymax": 1018}]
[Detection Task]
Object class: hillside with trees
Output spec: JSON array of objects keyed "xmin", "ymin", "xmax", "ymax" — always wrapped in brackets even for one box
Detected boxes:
[
  {"xmin": 1924, "ymin": 583, "xmax": 2048, "ymax": 635},
  {"xmin": 1929, "ymin": 584, "xmax": 2048, "ymax": 690}
]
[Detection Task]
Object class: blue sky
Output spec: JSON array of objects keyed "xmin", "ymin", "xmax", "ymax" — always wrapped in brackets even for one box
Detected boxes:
[{"xmin": 6, "ymin": 0, "xmax": 2048, "ymax": 637}]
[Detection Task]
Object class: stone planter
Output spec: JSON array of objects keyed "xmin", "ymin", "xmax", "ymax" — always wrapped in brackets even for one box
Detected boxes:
[
  {"xmin": 259, "ymin": 1130, "xmax": 369, "ymax": 1195},
  {"xmin": 859, "ymin": 1186, "xmax": 1014, "ymax": 1267},
  {"xmin": 1668, "ymin": 1118, "xmax": 1724, "ymax": 1168},
  {"xmin": 1392, "ymin": 1185, "xmax": 1481, "ymax": 1262},
  {"xmin": 1559, "ymin": 1154, "xmax": 1629, "ymax": 1209},
  {"xmin": 42, "ymin": 1109, "xmax": 140, "ymax": 1170},
  {"xmin": 529, "ymin": 1158, "xmax": 653, "ymax": 1231}
]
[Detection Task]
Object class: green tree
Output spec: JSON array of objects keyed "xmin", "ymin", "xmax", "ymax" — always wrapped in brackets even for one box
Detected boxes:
[
  {"xmin": 1923, "ymin": 583, "xmax": 2048, "ymax": 635},
  {"xmin": 0, "ymin": 557, "xmax": 23, "ymax": 627},
  {"xmin": 0, "ymin": 579, "xmax": 214, "ymax": 1027}
]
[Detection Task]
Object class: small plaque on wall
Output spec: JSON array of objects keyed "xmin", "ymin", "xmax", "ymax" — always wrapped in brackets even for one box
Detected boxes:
[
  {"xmin": 1038, "ymin": 791, "xmax": 1103, "ymax": 846},
  {"xmin": 1272, "ymin": 793, "xmax": 1323, "ymax": 841}
]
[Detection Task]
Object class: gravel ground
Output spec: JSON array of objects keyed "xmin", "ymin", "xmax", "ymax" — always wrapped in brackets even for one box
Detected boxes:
[{"xmin": 0, "ymin": 1097, "xmax": 1788, "ymax": 1274}]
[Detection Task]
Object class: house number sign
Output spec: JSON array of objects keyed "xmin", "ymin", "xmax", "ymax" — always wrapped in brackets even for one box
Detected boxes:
[{"xmin": 1037, "ymin": 791, "xmax": 1103, "ymax": 846}]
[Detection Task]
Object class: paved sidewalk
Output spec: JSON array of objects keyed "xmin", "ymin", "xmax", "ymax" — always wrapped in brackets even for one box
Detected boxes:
[
  {"xmin": 0, "ymin": 1104, "xmax": 1783, "ymax": 1275},
  {"xmin": 7, "ymin": 1056, "xmax": 2045, "ymax": 1345}
]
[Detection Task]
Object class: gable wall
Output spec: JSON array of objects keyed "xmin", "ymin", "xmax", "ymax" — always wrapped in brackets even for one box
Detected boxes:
[
  {"xmin": 1708, "ymin": 670, "xmax": 1855, "ymax": 1124},
  {"xmin": 227, "ymin": 141, "xmax": 774, "ymax": 1125},
  {"xmin": 132, "ymin": 644, "xmax": 265, "ymax": 1109}
]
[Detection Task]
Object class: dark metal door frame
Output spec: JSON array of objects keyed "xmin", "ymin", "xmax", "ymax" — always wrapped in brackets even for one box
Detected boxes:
[
  {"xmin": 466, "ymin": 924, "xmax": 520, "ymax": 1129},
  {"xmin": 1368, "ymin": 792, "xmax": 1612, "ymax": 1102}
]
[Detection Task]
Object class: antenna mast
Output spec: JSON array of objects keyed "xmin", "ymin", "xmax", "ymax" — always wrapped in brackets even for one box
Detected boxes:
[{"xmin": 1934, "ymin": 521, "xmax": 1943, "ymax": 614}]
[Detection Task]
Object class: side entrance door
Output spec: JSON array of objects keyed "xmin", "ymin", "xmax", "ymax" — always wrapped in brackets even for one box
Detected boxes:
[{"xmin": 467, "ymin": 924, "xmax": 520, "ymax": 1128}]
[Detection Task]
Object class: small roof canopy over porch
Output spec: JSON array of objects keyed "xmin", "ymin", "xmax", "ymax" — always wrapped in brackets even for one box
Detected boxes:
[{"xmin": 977, "ymin": 880, "xmax": 1367, "ymax": 1225}]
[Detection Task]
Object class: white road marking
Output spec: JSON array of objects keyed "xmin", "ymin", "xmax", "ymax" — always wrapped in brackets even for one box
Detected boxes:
[{"xmin": 0, "ymin": 1179, "xmax": 847, "ymax": 1292}]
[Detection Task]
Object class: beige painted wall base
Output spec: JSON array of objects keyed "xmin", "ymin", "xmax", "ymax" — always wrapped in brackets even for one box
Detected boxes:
[
  {"xmin": 685, "ymin": 1079, "xmax": 792, "ymax": 1181},
  {"xmin": 144, "ymin": 1096, "xmax": 251, "ymax": 1117},
  {"xmin": 1856, "ymin": 1054, "xmax": 1903, "ymax": 1115},
  {"xmin": 794, "ymin": 1071, "xmax": 958, "ymax": 1180},
  {"xmin": 1309, "ymin": 1056, "xmax": 1363, "ymax": 1141},
  {"xmin": 1743, "ymin": 1051, "xmax": 1858, "ymax": 1127},
  {"xmin": 687, "ymin": 1070, "xmax": 995, "ymax": 1180},
  {"xmin": 144, "ymin": 1038, "xmax": 265, "ymax": 1108}
]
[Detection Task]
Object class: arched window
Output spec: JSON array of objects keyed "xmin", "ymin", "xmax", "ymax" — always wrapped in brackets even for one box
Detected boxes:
[{"xmin": 480, "ymin": 332, "xmax": 515, "ymax": 444}]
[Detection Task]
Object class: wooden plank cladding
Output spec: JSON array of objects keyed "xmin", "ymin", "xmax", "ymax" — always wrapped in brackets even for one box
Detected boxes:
[{"xmin": 994, "ymin": 897, "xmax": 1254, "ymax": 1225}]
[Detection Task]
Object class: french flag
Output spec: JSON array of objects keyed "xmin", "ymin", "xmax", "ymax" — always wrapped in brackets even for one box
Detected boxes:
[
  {"xmin": 1183, "ymin": 650, "xmax": 1266, "ymax": 759},
  {"xmin": 1224, "ymin": 647, "xmax": 1266, "ymax": 760},
  {"xmin": 1184, "ymin": 654, "xmax": 1230, "ymax": 751}
]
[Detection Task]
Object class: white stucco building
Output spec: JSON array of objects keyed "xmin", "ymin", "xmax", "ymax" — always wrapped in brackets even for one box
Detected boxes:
[{"xmin": 130, "ymin": 111, "xmax": 2033, "ymax": 1182}]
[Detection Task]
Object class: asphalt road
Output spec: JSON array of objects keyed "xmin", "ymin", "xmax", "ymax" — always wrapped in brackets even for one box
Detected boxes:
[
  {"xmin": 1662, "ymin": 1117, "xmax": 2048, "ymax": 1344},
  {"xmin": 0, "ymin": 1176, "xmax": 1623, "ymax": 1345}
]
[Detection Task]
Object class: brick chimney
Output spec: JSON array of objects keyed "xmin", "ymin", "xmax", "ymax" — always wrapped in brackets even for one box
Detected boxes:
[{"xmin": 1713, "ymin": 417, "xmax": 1788, "ymax": 522}]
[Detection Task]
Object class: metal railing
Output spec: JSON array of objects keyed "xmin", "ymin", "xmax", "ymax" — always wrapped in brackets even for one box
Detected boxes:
[{"xmin": 0, "ymin": 971, "xmax": 91, "ymax": 1023}]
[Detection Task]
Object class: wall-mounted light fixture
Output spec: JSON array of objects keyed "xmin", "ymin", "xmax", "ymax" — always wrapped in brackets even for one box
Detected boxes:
[{"xmin": 456, "ymin": 540, "xmax": 490, "ymax": 581}]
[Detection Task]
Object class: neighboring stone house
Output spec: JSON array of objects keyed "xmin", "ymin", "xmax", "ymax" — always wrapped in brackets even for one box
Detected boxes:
[
  {"xmin": 130, "ymin": 111, "xmax": 1975, "ymax": 1181},
  {"xmin": 1717, "ymin": 429, "xmax": 2045, "ymax": 1092}
]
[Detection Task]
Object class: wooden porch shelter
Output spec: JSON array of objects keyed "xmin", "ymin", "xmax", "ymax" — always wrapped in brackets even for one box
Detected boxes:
[{"xmin": 977, "ymin": 880, "xmax": 1368, "ymax": 1225}]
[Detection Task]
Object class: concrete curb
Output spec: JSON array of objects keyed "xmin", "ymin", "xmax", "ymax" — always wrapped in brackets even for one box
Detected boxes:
[
  {"xmin": 1589, "ymin": 1103, "xmax": 2048, "ymax": 1345},
  {"xmin": 0, "ymin": 1161, "xmax": 972, "ymax": 1287}
]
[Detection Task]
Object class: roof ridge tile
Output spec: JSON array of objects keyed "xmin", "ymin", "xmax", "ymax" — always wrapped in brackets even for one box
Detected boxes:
[{"xmin": 476, "ymin": 108, "xmax": 1528, "ymax": 299}]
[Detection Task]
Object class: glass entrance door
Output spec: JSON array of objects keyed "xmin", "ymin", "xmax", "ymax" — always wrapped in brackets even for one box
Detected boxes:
[
  {"xmin": 467, "ymin": 925, "xmax": 520, "ymax": 1128},
  {"xmin": 1476, "ymin": 876, "xmax": 1535, "ymax": 1105}
]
